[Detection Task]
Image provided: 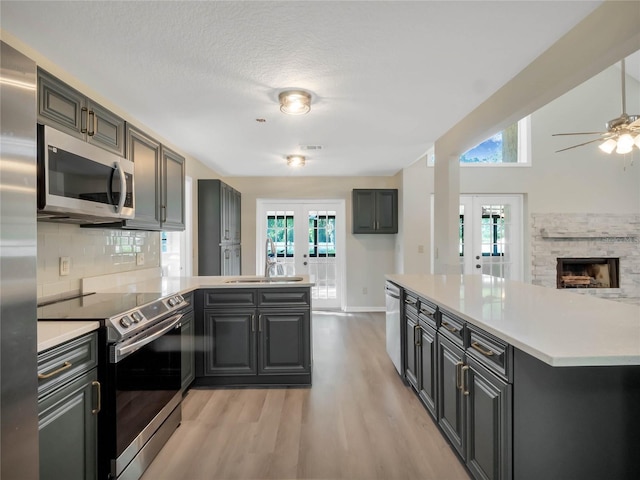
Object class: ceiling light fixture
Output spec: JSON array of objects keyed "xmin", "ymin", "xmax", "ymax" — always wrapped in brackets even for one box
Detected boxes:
[
  {"xmin": 286, "ymin": 155, "xmax": 306, "ymax": 167},
  {"xmin": 279, "ymin": 90, "xmax": 311, "ymax": 115}
]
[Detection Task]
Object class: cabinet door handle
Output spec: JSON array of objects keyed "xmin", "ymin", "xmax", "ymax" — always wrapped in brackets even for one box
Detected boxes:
[
  {"xmin": 455, "ymin": 361, "xmax": 463, "ymax": 390},
  {"xmin": 92, "ymin": 381, "xmax": 101, "ymax": 414},
  {"xmin": 442, "ymin": 321, "xmax": 458, "ymax": 333},
  {"xmin": 251, "ymin": 314, "xmax": 256, "ymax": 332},
  {"xmin": 80, "ymin": 107, "xmax": 88, "ymax": 133},
  {"xmin": 414, "ymin": 324, "xmax": 421, "ymax": 346},
  {"xmin": 258, "ymin": 314, "xmax": 263, "ymax": 332},
  {"xmin": 38, "ymin": 361, "xmax": 72, "ymax": 379},
  {"xmin": 471, "ymin": 341, "xmax": 494, "ymax": 357},
  {"xmin": 461, "ymin": 365, "xmax": 470, "ymax": 396},
  {"xmin": 161, "ymin": 205, "xmax": 167, "ymax": 223},
  {"xmin": 88, "ymin": 110, "xmax": 96, "ymax": 136}
]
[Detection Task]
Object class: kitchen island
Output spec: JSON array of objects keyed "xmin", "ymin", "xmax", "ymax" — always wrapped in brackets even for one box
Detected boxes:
[{"xmin": 386, "ymin": 273, "xmax": 640, "ymax": 480}]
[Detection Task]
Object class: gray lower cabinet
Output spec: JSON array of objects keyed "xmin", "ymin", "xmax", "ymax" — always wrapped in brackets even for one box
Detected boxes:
[
  {"xmin": 38, "ymin": 68, "xmax": 125, "ymax": 156},
  {"xmin": 437, "ymin": 333, "xmax": 466, "ymax": 457},
  {"xmin": 195, "ymin": 287, "xmax": 312, "ymax": 386},
  {"xmin": 180, "ymin": 310, "xmax": 196, "ymax": 391},
  {"xmin": 402, "ymin": 289, "xmax": 513, "ymax": 480},
  {"xmin": 38, "ymin": 332, "xmax": 99, "ymax": 480}
]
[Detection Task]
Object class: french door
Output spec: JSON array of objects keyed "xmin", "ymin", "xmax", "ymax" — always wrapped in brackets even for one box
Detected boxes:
[
  {"xmin": 257, "ymin": 200, "xmax": 345, "ymax": 310},
  {"xmin": 459, "ymin": 195, "xmax": 523, "ymax": 281}
]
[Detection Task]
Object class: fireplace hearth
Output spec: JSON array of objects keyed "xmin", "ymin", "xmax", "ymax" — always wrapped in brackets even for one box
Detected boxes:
[{"xmin": 557, "ymin": 257, "xmax": 619, "ymax": 289}]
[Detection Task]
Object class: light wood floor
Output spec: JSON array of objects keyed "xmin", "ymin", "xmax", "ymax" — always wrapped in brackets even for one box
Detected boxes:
[{"xmin": 141, "ymin": 311, "xmax": 470, "ymax": 480}]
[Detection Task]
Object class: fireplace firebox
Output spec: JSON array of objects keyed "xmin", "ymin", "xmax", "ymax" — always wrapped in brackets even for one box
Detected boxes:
[{"xmin": 556, "ymin": 258, "xmax": 619, "ymax": 289}]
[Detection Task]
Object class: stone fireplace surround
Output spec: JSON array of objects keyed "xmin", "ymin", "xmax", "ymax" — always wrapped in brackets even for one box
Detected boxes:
[{"xmin": 531, "ymin": 213, "xmax": 640, "ymax": 305}]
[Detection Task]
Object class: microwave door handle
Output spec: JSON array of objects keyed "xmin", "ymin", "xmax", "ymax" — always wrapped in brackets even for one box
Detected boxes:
[{"xmin": 114, "ymin": 162, "xmax": 127, "ymax": 214}]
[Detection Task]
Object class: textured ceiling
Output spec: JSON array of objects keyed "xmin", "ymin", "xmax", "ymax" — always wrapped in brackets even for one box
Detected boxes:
[{"xmin": 1, "ymin": 1, "xmax": 606, "ymax": 177}]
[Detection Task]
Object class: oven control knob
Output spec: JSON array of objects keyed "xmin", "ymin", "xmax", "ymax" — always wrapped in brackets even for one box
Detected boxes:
[
  {"xmin": 175, "ymin": 295, "xmax": 183, "ymax": 304},
  {"xmin": 131, "ymin": 311, "xmax": 143, "ymax": 323},
  {"xmin": 168, "ymin": 297, "xmax": 177, "ymax": 307},
  {"xmin": 120, "ymin": 316, "xmax": 132, "ymax": 328}
]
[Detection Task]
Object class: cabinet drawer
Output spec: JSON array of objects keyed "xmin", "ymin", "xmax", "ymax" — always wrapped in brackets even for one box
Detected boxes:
[
  {"xmin": 467, "ymin": 325, "xmax": 512, "ymax": 380},
  {"xmin": 439, "ymin": 310, "xmax": 465, "ymax": 347},
  {"xmin": 418, "ymin": 298, "xmax": 438, "ymax": 329},
  {"xmin": 258, "ymin": 288, "xmax": 310, "ymax": 307},
  {"xmin": 404, "ymin": 291, "xmax": 419, "ymax": 318},
  {"xmin": 203, "ymin": 289, "xmax": 257, "ymax": 308},
  {"xmin": 38, "ymin": 332, "xmax": 98, "ymax": 399}
]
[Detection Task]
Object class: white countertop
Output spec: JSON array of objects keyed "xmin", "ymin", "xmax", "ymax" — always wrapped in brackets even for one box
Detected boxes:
[
  {"xmin": 37, "ymin": 321, "xmax": 100, "ymax": 353},
  {"xmin": 38, "ymin": 275, "xmax": 313, "ymax": 351},
  {"xmin": 386, "ymin": 274, "xmax": 640, "ymax": 367},
  {"xmin": 90, "ymin": 275, "xmax": 314, "ymax": 295}
]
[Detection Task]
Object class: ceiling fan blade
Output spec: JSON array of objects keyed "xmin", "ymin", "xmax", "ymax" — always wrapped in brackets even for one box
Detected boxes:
[
  {"xmin": 552, "ymin": 132, "xmax": 607, "ymax": 136},
  {"xmin": 555, "ymin": 137, "xmax": 608, "ymax": 153}
]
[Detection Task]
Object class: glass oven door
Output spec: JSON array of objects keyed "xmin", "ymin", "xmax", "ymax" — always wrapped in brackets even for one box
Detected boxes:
[{"xmin": 110, "ymin": 316, "xmax": 182, "ymax": 463}]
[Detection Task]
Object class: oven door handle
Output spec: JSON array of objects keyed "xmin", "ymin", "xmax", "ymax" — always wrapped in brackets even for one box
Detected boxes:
[{"xmin": 114, "ymin": 313, "xmax": 183, "ymax": 362}]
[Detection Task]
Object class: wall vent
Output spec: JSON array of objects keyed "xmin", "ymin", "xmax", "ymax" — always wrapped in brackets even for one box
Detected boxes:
[{"xmin": 299, "ymin": 145, "xmax": 323, "ymax": 151}]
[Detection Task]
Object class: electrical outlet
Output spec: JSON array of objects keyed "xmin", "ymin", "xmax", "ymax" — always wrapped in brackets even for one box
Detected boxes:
[
  {"xmin": 136, "ymin": 253, "xmax": 145, "ymax": 266},
  {"xmin": 362, "ymin": 287, "xmax": 368, "ymax": 295},
  {"xmin": 59, "ymin": 256, "xmax": 70, "ymax": 276},
  {"xmin": 418, "ymin": 244, "xmax": 424, "ymax": 253}
]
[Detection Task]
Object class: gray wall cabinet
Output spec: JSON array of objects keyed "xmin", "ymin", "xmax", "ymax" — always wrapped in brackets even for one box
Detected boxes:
[
  {"xmin": 108, "ymin": 125, "xmax": 185, "ymax": 231},
  {"xmin": 38, "ymin": 333, "xmax": 99, "ymax": 480},
  {"xmin": 352, "ymin": 189, "xmax": 398, "ymax": 234},
  {"xmin": 195, "ymin": 287, "xmax": 312, "ymax": 386},
  {"xmin": 198, "ymin": 179, "xmax": 241, "ymax": 276},
  {"xmin": 38, "ymin": 68, "xmax": 125, "ymax": 156}
]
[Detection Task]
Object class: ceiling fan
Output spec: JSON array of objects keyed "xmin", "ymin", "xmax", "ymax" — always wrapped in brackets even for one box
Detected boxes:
[{"xmin": 553, "ymin": 58, "xmax": 640, "ymax": 154}]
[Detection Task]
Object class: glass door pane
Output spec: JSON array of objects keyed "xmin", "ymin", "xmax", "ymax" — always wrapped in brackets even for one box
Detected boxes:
[
  {"xmin": 266, "ymin": 210, "xmax": 296, "ymax": 276},
  {"xmin": 307, "ymin": 210, "xmax": 337, "ymax": 302}
]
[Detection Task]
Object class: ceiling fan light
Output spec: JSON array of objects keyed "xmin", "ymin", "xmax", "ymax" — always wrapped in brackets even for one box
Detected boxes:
[
  {"xmin": 599, "ymin": 138, "xmax": 617, "ymax": 154},
  {"xmin": 279, "ymin": 90, "xmax": 311, "ymax": 115}
]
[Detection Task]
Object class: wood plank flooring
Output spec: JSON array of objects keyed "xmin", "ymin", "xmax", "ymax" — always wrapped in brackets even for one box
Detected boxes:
[{"xmin": 141, "ymin": 311, "xmax": 470, "ymax": 480}]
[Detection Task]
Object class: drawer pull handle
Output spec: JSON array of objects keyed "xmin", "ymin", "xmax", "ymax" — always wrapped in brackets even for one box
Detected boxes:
[
  {"xmin": 471, "ymin": 341, "xmax": 494, "ymax": 357},
  {"xmin": 442, "ymin": 321, "xmax": 458, "ymax": 333},
  {"xmin": 420, "ymin": 308, "xmax": 435, "ymax": 320},
  {"xmin": 461, "ymin": 365, "xmax": 470, "ymax": 396},
  {"xmin": 92, "ymin": 381, "xmax": 101, "ymax": 414},
  {"xmin": 38, "ymin": 361, "xmax": 72, "ymax": 379},
  {"xmin": 404, "ymin": 299, "xmax": 417, "ymax": 306}
]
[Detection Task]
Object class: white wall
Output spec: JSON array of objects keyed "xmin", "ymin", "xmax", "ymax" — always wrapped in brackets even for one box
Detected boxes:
[
  {"xmin": 227, "ymin": 175, "xmax": 400, "ymax": 309},
  {"xmin": 400, "ymin": 61, "xmax": 640, "ymax": 284}
]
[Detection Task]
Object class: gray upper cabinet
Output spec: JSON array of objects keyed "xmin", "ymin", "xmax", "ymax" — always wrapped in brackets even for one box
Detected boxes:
[
  {"xmin": 352, "ymin": 189, "xmax": 398, "ymax": 233},
  {"xmin": 161, "ymin": 145, "xmax": 186, "ymax": 231},
  {"xmin": 125, "ymin": 125, "xmax": 162, "ymax": 230},
  {"xmin": 37, "ymin": 68, "xmax": 125, "ymax": 156},
  {"xmin": 117, "ymin": 126, "xmax": 185, "ymax": 231}
]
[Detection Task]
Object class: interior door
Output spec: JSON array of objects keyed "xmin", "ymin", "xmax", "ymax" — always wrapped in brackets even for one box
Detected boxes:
[
  {"xmin": 459, "ymin": 195, "xmax": 523, "ymax": 281},
  {"xmin": 258, "ymin": 200, "xmax": 344, "ymax": 310}
]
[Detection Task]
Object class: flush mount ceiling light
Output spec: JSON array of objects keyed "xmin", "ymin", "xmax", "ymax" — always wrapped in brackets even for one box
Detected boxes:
[
  {"xmin": 286, "ymin": 155, "xmax": 306, "ymax": 167},
  {"xmin": 279, "ymin": 90, "xmax": 311, "ymax": 115}
]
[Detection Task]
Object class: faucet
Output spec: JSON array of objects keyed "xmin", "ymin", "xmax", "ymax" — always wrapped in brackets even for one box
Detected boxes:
[{"xmin": 265, "ymin": 237, "xmax": 277, "ymax": 277}]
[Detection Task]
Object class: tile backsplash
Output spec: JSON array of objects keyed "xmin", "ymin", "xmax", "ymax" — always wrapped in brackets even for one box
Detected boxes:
[{"xmin": 37, "ymin": 222, "xmax": 160, "ymax": 299}]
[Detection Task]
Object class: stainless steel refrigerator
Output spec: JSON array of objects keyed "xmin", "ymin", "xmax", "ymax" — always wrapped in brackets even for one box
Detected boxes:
[{"xmin": 0, "ymin": 40, "xmax": 39, "ymax": 479}]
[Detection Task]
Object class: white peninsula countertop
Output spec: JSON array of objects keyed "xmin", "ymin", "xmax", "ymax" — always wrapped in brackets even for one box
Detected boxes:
[{"xmin": 386, "ymin": 274, "xmax": 640, "ymax": 367}]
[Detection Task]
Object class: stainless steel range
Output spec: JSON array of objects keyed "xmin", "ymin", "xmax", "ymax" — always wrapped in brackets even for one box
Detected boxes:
[{"xmin": 38, "ymin": 291, "xmax": 190, "ymax": 480}]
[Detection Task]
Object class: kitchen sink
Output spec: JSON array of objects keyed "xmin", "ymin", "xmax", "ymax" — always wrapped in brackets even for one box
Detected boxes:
[{"xmin": 225, "ymin": 276, "xmax": 304, "ymax": 284}]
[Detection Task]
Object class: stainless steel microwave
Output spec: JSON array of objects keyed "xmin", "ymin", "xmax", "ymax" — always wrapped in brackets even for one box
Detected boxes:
[{"xmin": 37, "ymin": 124, "xmax": 134, "ymax": 223}]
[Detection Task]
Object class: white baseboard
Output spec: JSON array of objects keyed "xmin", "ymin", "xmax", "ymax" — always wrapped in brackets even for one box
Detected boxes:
[{"xmin": 343, "ymin": 306, "xmax": 386, "ymax": 313}]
